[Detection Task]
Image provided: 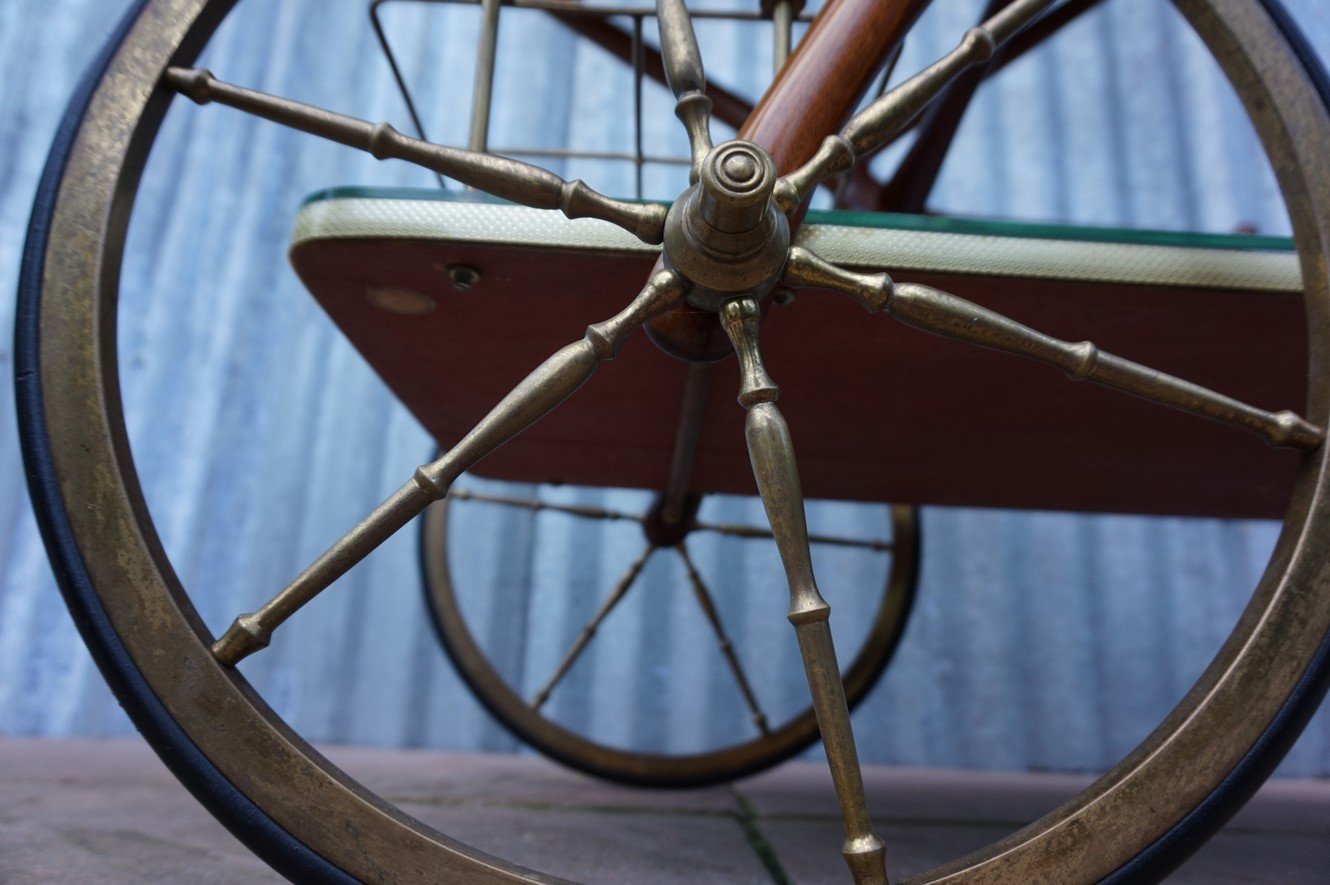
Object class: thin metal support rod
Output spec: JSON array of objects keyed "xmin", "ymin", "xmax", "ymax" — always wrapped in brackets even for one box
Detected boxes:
[
  {"xmin": 771, "ymin": 0, "xmax": 794, "ymax": 77},
  {"xmin": 368, "ymin": 0, "xmax": 447, "ymax": 189},
  {"xmin": 467, "ymin": 0, "xmax": 503, "ymax": 161},
  {"xmin": 210, "ymin": 271, "xmax": 688, "ymax": 666},
  {"xmin": 531, "ymin": 544, "xmax": 657, "ymax": 710},
  {"xmin": 677, "ymin": 543, "xmax": 770, "ymax": 735},
  {"xmin": 632, "ymin": 14, "xmax": 646, "ymax": 199},
  {"xmin": 661, "ymin": 361, "xmax": 715, "ymax": 525},
  {"xmin": 875, "ymin": 41, "xmax": 905, "ymax": 99},
  {"xmin": 544, "ymin": 10, "xmax": 754, "ymax": 129},
  {"xmin": 719, "ymin": 298, "xmax": 887, "ymax": 885},
  {"xmin": 451, "ymin": 488, "xmax": 645, "ymax": 524},
  {"xmin": 163, "ymin": 68, "xmax": 668, "ymax": 244}
]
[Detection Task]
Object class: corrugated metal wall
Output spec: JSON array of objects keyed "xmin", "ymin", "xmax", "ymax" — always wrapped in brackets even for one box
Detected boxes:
[{"xmin": 2, "ymin": 0, "xmax": 1329, "ymax": 777}]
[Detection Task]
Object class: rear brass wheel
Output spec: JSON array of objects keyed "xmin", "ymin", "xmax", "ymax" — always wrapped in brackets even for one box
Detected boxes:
[
  {"xmin": 422, "ymin": 485, "xmax": 919, "ymax": 787},
  {"xmin": 16, "ymin": 0, "xmax": 1330, "ymax": 881}
]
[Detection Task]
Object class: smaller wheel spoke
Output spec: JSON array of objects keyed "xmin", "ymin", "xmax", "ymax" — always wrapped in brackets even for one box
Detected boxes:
[
  {"xmin": 531, "ymin": 544, "xmax": 657, "ymax": 710},
  {"xmin": 163, "ymin": 68, "xmax": 667, "ymax": 244},
  {"xmin": 656, "ymin": 0, "xmax": 713, "ymax": 174},
  {"xmin": 693, "ymin": 518, "xmax": 893, "ymax": 552},
  {"xmin": 775, "ymin": 0, "xmax": 1058, "ymax": 211},
  {"xmin": 450, "ymin": 489, "xmax": 645, "ymax": 525},
  {"xmin": 677, "ymin": 544, "xmax": 770, "ymax": 735},
  {"xmin": 210, "ymin": 272, "xmax": 686, "ymax": 666},
  {"xmin": 547, "ymin": 13, "xmax": 753, "ymax": 130}
]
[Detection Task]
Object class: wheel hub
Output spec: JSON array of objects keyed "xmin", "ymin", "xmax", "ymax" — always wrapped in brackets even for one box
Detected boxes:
[
  {"xmin": 641, "ymin": 493, "xmax": 701, "ymax": 547},
  {"xmin": 662, "ymin": 140, "xmax": 791, "ymax": 311}
]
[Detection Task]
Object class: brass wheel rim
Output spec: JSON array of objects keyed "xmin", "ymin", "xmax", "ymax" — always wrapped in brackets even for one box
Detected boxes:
[
  {"xmin": 24, "ymin": 0, "xmax": 1330, "ymax": 881},
  {"xmin": 421, "ymin": 494, "xmax": 920, "ymax": 787}
]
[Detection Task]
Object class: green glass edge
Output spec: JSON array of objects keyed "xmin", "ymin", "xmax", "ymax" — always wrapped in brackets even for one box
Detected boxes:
[{"xmin": 300, "ymin": 186, "xmax": 1294, "ymax": 253}]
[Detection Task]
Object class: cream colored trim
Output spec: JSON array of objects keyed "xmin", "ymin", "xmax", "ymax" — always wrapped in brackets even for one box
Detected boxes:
[{"xmin": 292, "ymin": 198, "xmax": 1301, "ymax": 293}]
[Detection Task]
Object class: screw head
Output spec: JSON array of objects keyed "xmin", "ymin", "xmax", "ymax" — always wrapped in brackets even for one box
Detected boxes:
[{"xmin": 446, "ymin": 264, "xmax": 481, "ymax": 292}]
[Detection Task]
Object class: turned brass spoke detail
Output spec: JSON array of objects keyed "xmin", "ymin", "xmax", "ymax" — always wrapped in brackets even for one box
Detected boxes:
[
  {"xmin": 210, "ymin": 271, "xmax": 686, "ymax": 665},
  {"xmin": 656, "ymin": 0, "xmax": 713, "ymax": 177},
  {"xmin": 677, "ymin": 543, "xmax": 771, "ymax": 736},
  {"xmin": 692, "ymin": 519, "xmax": 894, "ymax": 552},
  {"xmin": 885, "ymin": 282, "xmax": 1324, "ymax": 450},
  {"xmin": 450, "ymin": 489, "xmax": 646, "ymax": 525},
  {"xmin": 531, "ymin": 544, "xmax": 657, "ymax": 710},
  {"xmin": 775, "ymin": 0, "xmax": 1060, "ymax": 212},
  {"xmin": 719, "ymin": 298, "xmax": 888, "ymax": 885},
  {"xmin": 163, "ymin": 68, "xmax": 666, "ymax": 244},
  {"xmin": 781, "ymin": 247, "xmax": 1323, "ymax": 452},
  {"xmin": 453, "ymin": 490, "xmax": 895, "ymax": 548}
]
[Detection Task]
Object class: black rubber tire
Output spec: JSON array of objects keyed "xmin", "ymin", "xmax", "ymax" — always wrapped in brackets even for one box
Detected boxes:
[
  {"xmin": 15, "ymin": 0, "xmax": 1330, "ymax": 881},
  {"xmin": 15, "ymin": 2, "xmax": 355, "ymax": 880},
  {"xmin": 1099, "ymin": 2, "xmax": 1330, "ymax": 880}
]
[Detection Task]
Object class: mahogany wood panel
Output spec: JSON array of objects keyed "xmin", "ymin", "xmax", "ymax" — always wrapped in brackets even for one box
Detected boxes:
[{"xmin": 291, "ymin": 235, "xmax": 1307, "ymax": 518}]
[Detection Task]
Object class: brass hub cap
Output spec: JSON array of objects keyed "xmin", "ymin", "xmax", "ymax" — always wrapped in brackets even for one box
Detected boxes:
[{"xmin": 662, "ymin": 139, "xmax": 791, "ymax": 309}]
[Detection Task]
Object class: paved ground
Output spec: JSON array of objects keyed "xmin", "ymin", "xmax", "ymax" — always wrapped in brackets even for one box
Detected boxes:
[{"xmin": 1, "ymin": 738, "xmax": 1326, "ymax": 883}]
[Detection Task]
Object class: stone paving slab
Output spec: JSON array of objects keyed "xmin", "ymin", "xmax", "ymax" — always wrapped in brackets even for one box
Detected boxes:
[
  {"xmin": 738, "ymin": 760, "xmax": 1095, "ymax": 825},
  {"xmin": 322, "ymin": 743, "xmax": 742, "ymax": 814},
  {"xmin": 759, "ymin": 818, "xmax": 1011, "ymax": 884},
  {"xmin": 0, "ymin": 739, "xmax": 278, "ymax": 884},
  {"xmin": 397, "ymin": 803, "xmax": 770, "ymax": 883},
  {"xmin": 2, "ymin": 737, "xmax": 1327, "ymax": 883}
]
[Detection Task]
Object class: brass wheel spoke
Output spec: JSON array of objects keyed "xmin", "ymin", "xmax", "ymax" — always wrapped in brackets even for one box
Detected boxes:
[
  {"xmin": 210, "ymin": 271, "xmax": 687, "ymax": 666},
  {"xmin": 775, "ymin": 0, "xmax": 1060, "ymax": 212},
  {"xmin": 720, "ymin": 298, "xmax": 887, "ymax": 885},
  {"xmin": 877, "ymin": 0, "xmax": 1107, "ymax": 212},
  {"xmin": 676, "ymin": 543, "xmax": 771, "ymax": 736},
  {"xmin": 885, "ymin": 280, "xmax": 1324, "ymax": 451},
  {"xmin": 162, "ymin": 68, "xmax": 667, "ymax": 244},
  {"xmin": 692, "ymin": 519, "xmax": 894, "ymax": 552},
  {"xmin": 531, "ymin": 544, "xmax": 657, "ymax": 711},
  {"xmin": 785, "ymin": 248, "xmax": 1323, "ymax": 452},
  {"xmin": 995, "ymin": 0, "xmax": 1108, "ymax": 73},
  {"xmin": 450, "ymin": 489, "xmax": 646, "ymax": 525},
  {"xmin": 655, "ymin": 0, "xmax": 713, "ymax": 175}
]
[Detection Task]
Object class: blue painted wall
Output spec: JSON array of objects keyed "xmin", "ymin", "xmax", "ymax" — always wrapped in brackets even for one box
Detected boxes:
[{"xmin": 2, "ymin": 0, "xmax": 1328, "ymax": 778}]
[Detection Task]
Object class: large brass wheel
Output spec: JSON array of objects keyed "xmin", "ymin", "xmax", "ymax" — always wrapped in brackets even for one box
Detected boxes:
[{"xmin": 16, "ymin": 0, "xmax": 1330, "ymax": 881}]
